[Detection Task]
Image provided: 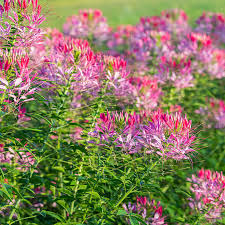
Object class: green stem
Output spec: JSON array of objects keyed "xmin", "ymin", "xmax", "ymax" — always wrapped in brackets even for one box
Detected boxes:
[
  {"xmin": 57, "ymin": 132, "xmax": 66, "ymax": 218},
  {"xmin": 111, "ymin": 185, "xmax": 136, "ymax": 214},
  {"xmin": 8, "ymin": 199, "xmax": 21, "ymax": 224},
  {"xmin": 0, "ymin": 90, "xmax": 6, "ymax": 105},
  {"xmin": 70, "ymin": 159, "xmax": 83, "ymax": 215}
]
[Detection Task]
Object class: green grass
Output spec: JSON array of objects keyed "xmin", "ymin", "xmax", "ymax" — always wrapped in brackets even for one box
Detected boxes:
[{"xmin": 40, "ymin": 0, "xmax": 225, "ymax": 29}]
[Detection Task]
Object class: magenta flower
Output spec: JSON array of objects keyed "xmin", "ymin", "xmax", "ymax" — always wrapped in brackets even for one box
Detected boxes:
[
  {"xmin": 140, "ymin": 110, "xmax": 196, "ymax": 160},
  {"xmin": 91, "ymin": 110, "xmax": 196, "ymax": 160},
  {"xmin": 195, "ymin": 12, "xmax": 225, "ymax": 46},
  {"xmin": 107, "ymin": 25, "xmax": 136, "ymax": 57},
  {"xmin": 178, "ymin": 33, "xmax": 225, "ymax": 79},
  {"xmin": 129, "ymin": 76, "xmax": 162, "ymax": 111},
  {"xmin": 123, "ymin": 196, "xmax": 167, "ymax": 225},
  {"xmin": 0, "ymin": 55, "xmax": 37, "ymax": 105},
  {"xmin": 188, "ymin": 169, "xmax": 225, "ymax": 222},
  {"xmin": 36, "ymin": 31, "xmax": 135, "ymax": 108},
  {"xmin": 156, "ymin": 54, "xmax": 194, "ymax": 89},
  {"xmin": 205, "ymin": 48, "xmax": 225, "ymax": 79},
  {"xmin": 91, "ymin": 110, "xmax": 142, "ymax": 153},
  {"xmin": 196, "ymin": 98, "xmax": 225, "ymax": 129},
  {"xmin": 139, "ymin": 16, "xmax": 167, "ymax": 32},
  {"xmin": 178, "ymin": 32, "xmax": 213, "ymax": 58},
  {"xmin": 0, "ymin": 144, "xmax": 35, "ymax": 172},
  {"xmin": 17, "ymin": 105, "xmax": 30, "ymax": 123},
  {"xmin": 161, "ymin": 9, "xmax": 190, "ymax": 36},
  {"xmin": 0, "ymin": 0, "xmax": 45, "ymax": 51},
  {"xmin": 63, "ymin": 9, "xmax": 110, "ymax": 45},
  {"xmin": 0, "ymin": 0, "xmax": 45, "ymax": 106}
]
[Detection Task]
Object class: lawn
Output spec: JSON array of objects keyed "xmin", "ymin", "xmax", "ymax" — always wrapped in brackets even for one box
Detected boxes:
[{"xmin": 40, "ymin": 0, "xmax": 225, "ymax": 29}]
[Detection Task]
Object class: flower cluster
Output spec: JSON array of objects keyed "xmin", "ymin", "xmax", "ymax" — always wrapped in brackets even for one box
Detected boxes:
[
  {"xmin": 107, "ymin": 24, "xmax": 136, "ymax": 57},
  {"xmin": 161, "ymin": 9, "xmax": 190, "ymax": 35},
  {"xmin": 91, "ymin": 109, "xmax": 196, "ymax": 160},
  {"xmin": 188, "ymin": 169, "xmax": 225, "ymax": 222},
  {"xmin": 0, "ymin": 55, "xmax": 37, "ymax": 104},
  {"xmin": 178, "ymin": 32, "xmax": 225, "ymax": 79},
  {"xmin": 63, "ymin": 9, "xmax": 110, "ymax": 45},
  {"xmin": 63, "ymin": 9, "xmax": 225, "ymax": 86},
  {"xmin": 0, "ymin": 2, "xmax": 224, "ymax": 223},
  {"xmin": 91, "ymin": 110, "xmax": 143, "ymax": 153},
  {"xmin": 156, "ymin": 54, "xmax": 193, "ymax": 89},
  {"xmin": 0, "ymin": 0, "xmax": 45, "ymax": 105},
  {"xmin": 123, "ymin": 196, "xmax": 166, "ymax": 225},
  {"xmin": 0, "ymin": 0, "xmax": 45, "ymax": 51},
  {"xmin": 195, "ymin": 12, "xmax": 225, "ymax": 46},
  {"xmin": 0, "ymin": 144, "xmax": 35, "ymax": 172},
  {"xmin": 129, "ymin": 76, "xmax": 162, "ymax": 110},
  {"xmin": 34, "ymin": 29, "xmax": 135, "ymax": 108},
  {"xmin": 196, "ymin": 98, "xmax": 225, "ymax": 129}
]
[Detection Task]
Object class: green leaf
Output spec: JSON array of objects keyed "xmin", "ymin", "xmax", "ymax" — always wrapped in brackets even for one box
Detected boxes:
[
  {"xmin": 87, "ymin": 191, "xmax": 101, "ymax": 199},
  {"xmin": 52, "ymin": 166, "xmax": 65, "ymax": 173},
  {"xmin": 0, "ymin": 183, "xmax": 12, "ymax": 200},
  {"xmin": 56, "ymin": 200, "xmax": 70, "ymax": 213},
  {"xmin": 129, "ymin": 215, "xmax": 140, "ymax": 225},
  {"xmin": 130, "ymin": 214, "xmax": 148, "ymax": 225},
  {"xmin": 40, "ymin": 210, "xmax": 66, "ymax": 222},
  {"xmin": 78, "ymin": 185, "xmax": 87, "ymax": 190},
  {"xmin": 117, "ymin": 209, "xmax": 127, "ymax": 216}
]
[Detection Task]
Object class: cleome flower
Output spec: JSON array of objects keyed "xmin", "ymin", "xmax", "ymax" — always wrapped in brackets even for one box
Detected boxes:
[
  {"xmin": 140, "ymin": 109, "xmax": 196, "ymax": 160},
  {"xmin": 0, "ymin": 0, "xmax": 45, "ymax": 51},
  {"xmin": 161, "ymin": 9, "xmax": 190, "ymax": 35},
  {"xmin": 91, "ymin": 109, "xmax": 196, "ymax": 160},
  {"xmin": 36, "ymin": 30, "xmax": 135, "ymax": 108},
  {"xmin": 123, "ymin": 196, "xmax": 167, "ymax": 225},
  {"xmin": 0, "ymin": 55, "xmax": 37, "ymax": 105},
  {"xmin": 63, "ymin": 9, "xmax": 225, "ymax": 84},
  {"xmin": 188, "ymin": 169, "xmax": 225, "ymax": 222},
  {"xmin": 0, "ymin": 144, "xmax": 35, "ymax": 172},
  {"xmin": 91, "ymin": 110, "xmax": 142, "ymax": 153},
  {"xmin": 63, "ymin": 9, "xmax": 111, "ymax": 45},
  {"xmin": 156, "ymin": 54, "xmax": 194, "ymax": 89},
  {"xmin": 129, "ymin": 76, "xmax": 162, "ymax": 111},
  {"xmin": 0, "ymin": 0, "xmax": 45, "ymax": 106},
  {"xmin": 196, "ymin": 98, "xmax": 225, "ymax": 129},
  {"xmin": 195, "ymin": 12, "xmax": 225, "ymax": 46}
]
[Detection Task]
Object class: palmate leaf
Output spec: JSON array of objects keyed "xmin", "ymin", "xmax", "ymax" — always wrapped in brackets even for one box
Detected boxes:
[
  {"xmin": 117, "ymin": 209, "xmax": 127, "ymax": 216},
  {"xmin": 129, "ymin": 213, "xmax": 148, "ymax": 225},
  {"xmin": 129, "ymin": 216, "xmax": 140, "ymax": 225}
]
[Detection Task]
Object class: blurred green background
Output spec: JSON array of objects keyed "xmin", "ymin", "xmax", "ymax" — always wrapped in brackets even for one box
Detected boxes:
[{"xmin": 40, "ymin": 0, "xmax": 225, "ymax": 29}]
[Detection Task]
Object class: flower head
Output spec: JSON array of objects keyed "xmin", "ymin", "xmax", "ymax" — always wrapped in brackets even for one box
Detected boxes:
[
  {"xmin": 188, "ymin": 169, "xmax": 225, "ymax": 222},
  {"xmin": 123, "ymin": 196, "xmax": 167, "ymax": 225},
  {"xmin": 63, "ymin": 9, "xmax": 110, "ymax": 45},
  {"xmin": 91, "ymin": 109, "xmax": 196, "ymax": 160}
]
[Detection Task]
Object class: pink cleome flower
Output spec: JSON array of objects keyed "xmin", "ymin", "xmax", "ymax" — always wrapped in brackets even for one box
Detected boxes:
[
  {"xmin": 196, "ymin": 98, "xmax": 225, "ymax": 129},
  {"xmin": 91, "ymin": 109, "xmax": 196, "ymax": 160},
  {"xmin": 0, "ymin": 0, "xmax": 45, "ymax": 105},
  {"xmin": 123, "ymin": 196, "xmax": 167, "ymax": 225},
  {"xmin": 188, "ymin": 169, "xmax": 225, "ymax": 222},
  {"xmin": 195, "ymin": 12, "xmax": 225, "ymax": 46},
  {"xmin": 156, "ymin": 54, "xmax": 194, "ymax": 89},
  {"xmin": 129, "ymin": 76, "xmax": 162, "ymax": 111},
  {"xmin": 63, "ymin": 9, "xmax": 111, "ymax": 44}
]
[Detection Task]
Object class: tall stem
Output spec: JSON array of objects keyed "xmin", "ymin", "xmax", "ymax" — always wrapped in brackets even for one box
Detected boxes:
[{"xmin": 7, "ymin": 199, "xmax": 21, "ymax": 224}]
